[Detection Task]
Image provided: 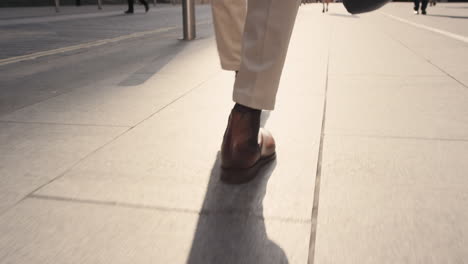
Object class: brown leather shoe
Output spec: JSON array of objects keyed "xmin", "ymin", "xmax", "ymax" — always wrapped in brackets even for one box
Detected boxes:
[{"xmin": 220, "ymin": 106, "xmax": 276, "ymax": 184}]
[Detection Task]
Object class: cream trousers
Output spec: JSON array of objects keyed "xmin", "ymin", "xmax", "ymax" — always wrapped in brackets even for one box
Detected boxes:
[{"xmin": 211, "ymin": 0, "xmax": 301, "ymax": 110}]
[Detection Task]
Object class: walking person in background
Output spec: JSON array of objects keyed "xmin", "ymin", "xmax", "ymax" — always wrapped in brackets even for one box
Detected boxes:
[
  {"xmin": 125, "ymin": 0, "xmax": 149, "ymax": 14},
  {"xmin": 413, "ymin": 0, "xmax": 428, "ymax": 15}
]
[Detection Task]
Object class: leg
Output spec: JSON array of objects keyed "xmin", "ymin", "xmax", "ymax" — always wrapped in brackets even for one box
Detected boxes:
[
  {"xmin": 421, "ymin": 0, "xmax": 428, "ymax": 14},
  {"xmin": 413, "ymin": 0, "xmax": 420, "ymax": 11},
  {"xmin": 233, "ymin": 0, "xmax": 301, "ymax": 110},
  {"xmin": 139, "ymin": 0, "xmax": 149, "ymax": 12},
  {"xmin": 126, "ymin": 0, "xmax": 134, "ymax": 13},
  {"xmin": 211, "ymin": 0, "xmax": 247, "ymax": 71},
  {"xmin": 220, "ymin": 0, "xmax": 301, "ymax": 183}
]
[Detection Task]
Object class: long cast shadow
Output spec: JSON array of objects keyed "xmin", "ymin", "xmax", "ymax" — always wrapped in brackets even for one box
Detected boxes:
[
  {"xmin": 442, "ymin": 6, "xmax": 468, "ymax": 9},
  {"xmin": 327, "ymin": 13, "xmax": 359, "ymax": 18},
  {"xmin": 187, "ymin": 119, "xmax": 288, "ymax": 264},
  {"xmin": 118, "ymin": 39, "xmax": 189, "ymax": 86},
  {"xmin": 426, "ymin": 14, "xmax": 468, "ymax": 19}
]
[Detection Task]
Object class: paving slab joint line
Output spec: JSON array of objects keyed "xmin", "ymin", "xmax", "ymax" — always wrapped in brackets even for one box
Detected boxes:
[
  {"xmin": 28, "ymin": 194, "xmax": 311, "ymax": 224},
  {"xmin": 0, "ymin": 71, "xmax": 217, "ymax": 219},
  {"xmin": 126, "ymin": 70, "xmax": 220, "ymax": 130},
  {"xmin": 307, "ymin": 19, "xmax": 333, "ymax": 264}
]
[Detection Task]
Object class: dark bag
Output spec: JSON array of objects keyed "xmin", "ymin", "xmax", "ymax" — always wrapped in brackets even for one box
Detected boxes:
[{"xmin": 343, "ymin": 0, "xmax": 391, "ymax": 14}]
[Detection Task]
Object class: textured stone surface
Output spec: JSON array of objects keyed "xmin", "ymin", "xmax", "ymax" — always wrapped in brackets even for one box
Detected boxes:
[
  {"xmin": 34, "ymin": 70, "xmax": 324, "ymax": 220},
  {"xmin": 313, "ymin": 4, "xmax": 468, "ymax": 263},
  {"xmin": 0, "ymin": 122, "xmax": 125, "ymax": 214},
  {"xmin": 0, "ymin": 198, "xmax": 311, "ymax": 264},
  {"xmin": 314, "ymin": 136, "xmax": 468, "ymax": 264},
  {"xmin": 325, "ymin": 76, "xmax": 468, "ymax": 139}
]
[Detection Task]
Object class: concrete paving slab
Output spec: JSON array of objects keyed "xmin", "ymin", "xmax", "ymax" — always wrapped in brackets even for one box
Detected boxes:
[
  {"xmin": 370, "ymin": 10, "xmax": 468, "ymax": 86},
  {"xmin": 313, "ymin": 135, "xmax": 468, "ymax": 264},
  {"xmin": 379, "ymin": 3, "xmax": 468, "ymax": 37},
  {"xmin": 328, "ymin": 9, "xmax": 444, "ymax": 77},
  {"xmin": 0, "ymin": 37, "xmax": 219, "ymax": 126},
  {"xmin": 155, "ymin": 37, "xmax": 220, "ymax": 76},
  {"xmin": 34, "ymin": 70, "xmax": 324, "ymax": 221},
  {"xmin": 0, "ymin": 198, "xmax": 311, "ymax": 263},
  {"xmin": 279, "ymin": 9, "xmax": 330, "ymax": 97},
  {"xmin": 0, "ymin": 122, "xmax": 125, "ymax": 214},
  {"xmin": 325, "ymin": 76, "xmax": 468, "ymax": 139},
  {"xmin": 0, "ymin": 74, "xmax": 213, "ymax": 126}
]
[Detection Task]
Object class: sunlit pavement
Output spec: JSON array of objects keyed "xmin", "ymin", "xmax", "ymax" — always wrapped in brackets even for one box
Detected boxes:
[{"xmin": 0, "ymin": 3, "xmax": 467, "ymax": 263}]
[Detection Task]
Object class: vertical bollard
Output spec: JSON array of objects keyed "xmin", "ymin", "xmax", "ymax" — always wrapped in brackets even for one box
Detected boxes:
[
  {"xmin": 54, "ymin": 0, "xmax": 60, "ymax": 12},
  {"xmin": 182, "ymin": 0, "xmax": 196, "ymax": 40},
  {"xmin": 97, "ymin": 0, "xmax": 103, "ymax": 9},
  {"xmin": 154, "ymin": 0, "xmax": 157, "ymax": 7}
]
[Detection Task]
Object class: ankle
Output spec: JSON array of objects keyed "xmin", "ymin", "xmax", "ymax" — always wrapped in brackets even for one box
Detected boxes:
[
  {"xmin": 230, "ymin": 104, "xmax": 261, "ymax": 145},
  {"xmin": 233, "ymin": 103, "xmax": 261, "ymax": 114}
]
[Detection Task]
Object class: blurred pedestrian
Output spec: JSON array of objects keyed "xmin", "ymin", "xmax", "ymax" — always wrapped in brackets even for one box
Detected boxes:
[
  {"xmin": 322, "ymin": 0, "xmax": 332, "ymax": 12},
  {"xmin": 125, "ymin": 0, "xmax": 149, "ymax": 14},
  {"xmin": 413, "ymin": 0, "xmax": 428, "ymax": 15},
  {"xmin": 429, "ymin": 0, "xmax": 436, "ymax": 6}
]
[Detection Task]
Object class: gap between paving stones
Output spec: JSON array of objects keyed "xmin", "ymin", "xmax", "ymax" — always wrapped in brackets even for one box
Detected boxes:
[
  {"xmin": 307, "ymin": 17, "xmax": 334, "ymax": 264},
  {"xmin": 28, "ymin": 194, "xmax": 312, "ymax": 224}
]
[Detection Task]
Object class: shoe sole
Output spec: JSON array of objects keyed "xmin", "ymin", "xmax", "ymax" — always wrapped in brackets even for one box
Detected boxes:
[{"xmin": 221, "ymin": 153, "xmax": 276, "ymax": 185}]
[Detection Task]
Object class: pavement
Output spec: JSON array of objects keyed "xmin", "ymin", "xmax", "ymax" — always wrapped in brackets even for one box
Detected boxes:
[{"xmin": 0, "ymin": 2, "xmax": 467, "ymax": 264}]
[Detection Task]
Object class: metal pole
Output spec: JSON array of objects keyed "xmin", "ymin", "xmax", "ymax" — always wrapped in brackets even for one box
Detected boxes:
[
  {"xmin": 97, "ymin": 0, "xmax": 102, "ymax": 10},
  {"xmin": 54, "ymin": 0, "xmax": 60, "ymax": 12},
  {"xmin": 182, "ymin": 0, "xmax": 196, "ymax": 40}
]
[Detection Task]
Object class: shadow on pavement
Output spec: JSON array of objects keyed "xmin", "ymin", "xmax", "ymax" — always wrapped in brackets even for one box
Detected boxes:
[
  {"xmin": 426, "ymin": 14, "xmax": 468, "ymax": 19},
  {"xmin": 118, "ymin": 39, "xmax": 189, "ymax": 86},
  {"xmin": 442, "ymin": 6, "xmax": 468, "ymax": 9},
  {"xmin": 186, "ymin": 152, "xmax": 288, "ymax": 264},
  {"xmin": 327, "ymin": 13, "xmax": 359, "ymax": 18},
  {"xmin": 0, "ymin": 23, "xmax": 197, "ymax": 115}
]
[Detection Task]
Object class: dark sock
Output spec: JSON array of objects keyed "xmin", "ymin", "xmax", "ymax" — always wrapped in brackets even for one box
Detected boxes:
[
  {"xmin": 234, "ymin": 103, "xmax": 261, "ymax": 114},
  {"xmin": 232, "ymin": 103, "xmax": 261, "ymax": 146}
]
